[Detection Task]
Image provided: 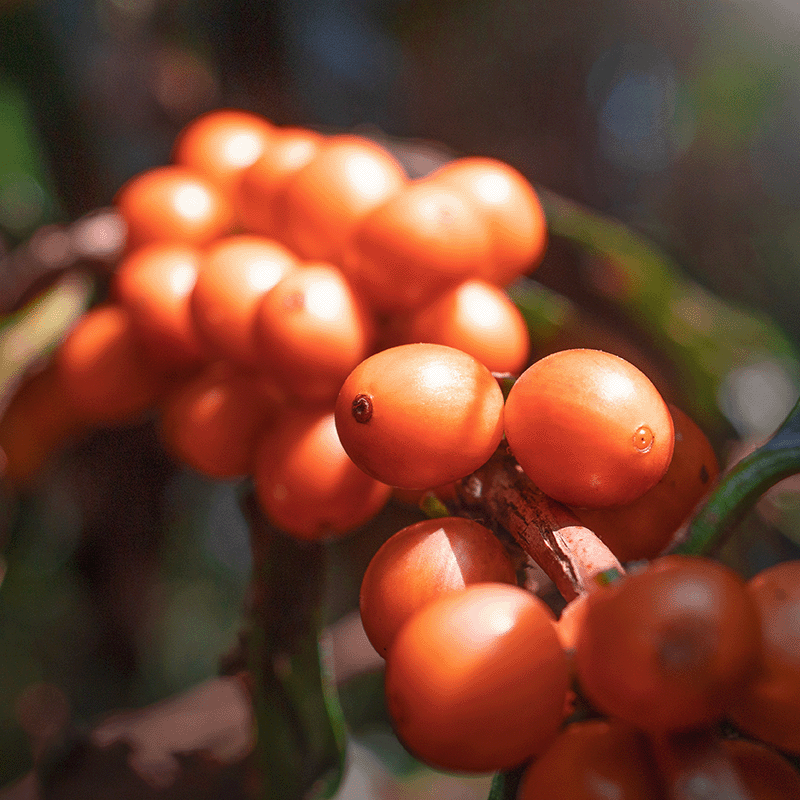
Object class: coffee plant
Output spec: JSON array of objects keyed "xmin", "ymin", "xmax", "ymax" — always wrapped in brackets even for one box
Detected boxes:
[{"xmin": 2, "ymin": 108, "xmax": 800, "ymax": 800}]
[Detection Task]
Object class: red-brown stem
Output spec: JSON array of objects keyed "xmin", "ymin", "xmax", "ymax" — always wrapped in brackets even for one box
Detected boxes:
[
  {"xmin": 455, "ymin": 449, "xmax": 624, "ymax": 602},
  {"xmin": 649, "ymin": 728, "xmax": 754, "ymax": 800}
]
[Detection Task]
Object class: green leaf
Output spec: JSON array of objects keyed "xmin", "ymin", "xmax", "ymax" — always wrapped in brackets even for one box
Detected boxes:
[
  {"xmin": 676, "ymin": 395, "xmax": 800, "ymax": 556},
  {"xmin": 241, "ymin": 494, "xmax": 347, "ymax": 800},
  {"xmin": 486, "ymin": 765, "xmax": 526, "ymax": 800},
  {"xmin": 487, "ymin": 772, "xmax": 507, "ymax": 800}
]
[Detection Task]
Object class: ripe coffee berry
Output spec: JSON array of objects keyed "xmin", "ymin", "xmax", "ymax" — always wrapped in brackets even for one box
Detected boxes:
[
  {"xmin": 384, "ymin": 582, "xmax": 569, "ymax": 772},
  {"xmin": 335, "ymin": 343, "xmax": 504, "ymax": 490},
  {"xmin": 575, "ymin": 555, "xmax": 762, "ymax": 732},
  {"xmin": 504, "ymin": 348, "xmax": 674, "ymax": 508},
  {"xmin": 359, "ymin": 516, "xmax": 516, "ymax": 656}
]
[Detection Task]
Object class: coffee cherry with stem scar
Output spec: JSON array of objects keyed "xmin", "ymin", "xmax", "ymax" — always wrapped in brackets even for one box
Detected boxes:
[
  {"xmin": 253, "ymin": 408, "xmax": 392, "ymax": 541},
  {"xmin": 574, "ymin": 555, "xmax": 762, "ymax": 733},
  {"xmin": 428, "ymin": 156, "xmax": 547, "ymax": 287},
  {"xmin": 392, "ymin": 277, "xmax": 531, "ymax": 375},
  {"xmin": 384, "ymin": 582, "xmax": 569, "ymax": 773},
  {"xmin": 727, "ymin": 559, "xmax": 800, "ymax": 755},
  {"xmin": 359, "ymin": 516, "xmax": 517, "ymax": 657},
  {"xmin": 504, "ymin": 348, "xmax": 675, "ymax": 508},
  {"xmin": 335, "ymin": 343, "xmax": 504, "ymax": 490},
  {"xmin": 171, "ymin": 108, "xmax": 276, "ymax": 200},
  {"xmin": 516, "ymin": 718, "xmax": 666, "ymax": 800},
  {"xmin": 190, "ymin": 234, "xmax": 297, "ymax": 367},
  {"xmin": 255, "ymin": 261, "xmax": 376, "ymax": 406},
  {"xmin": 114, "ymin": 165, "xmax": 234, "ymax": 251},
  {"xmin": 112, "ymin": 242, "xmax": 207, "ymax": 370},
  {"xmin": 573, "ymin": 404, "xmax": 720, "ymax": 562}
]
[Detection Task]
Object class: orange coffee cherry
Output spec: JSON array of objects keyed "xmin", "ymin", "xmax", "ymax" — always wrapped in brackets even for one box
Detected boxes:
[
  {"xmin": 335, "ymin": 343, "xmax": 504, "ymax": 490},
  {"xmin": 574, "ymin": 404, "xmax": 719, "ymax": 561},
  {"xmin": 517, "ymin": 719, "xmax": 665, "ymax": 800},
  {"xmin": 171, "ymin": 108, "xmax": 276, "ymax": 199},
  {"xmin": 359, "ymin": 516, "xmax": 516, "ymax": 656},
  {"xmin": 112, "ymin": 242, "xmax": 206, "ymax": 369},
  {"xmin": 0, "ymin": 364, "xmax": 85, "ymax": 487},
  {"xmin": 253, "ymin": 409, "xmax": 392, "ymax": 540},
  {"xmin": 384, "ymin": 582, "xmax": 569, "ymax": 772},
  {"xmin": 237, "ymin": 126, "xmax": 324, "ymax": 236},
  {"xmin": 255, "ymin": 262, "xmax": 376, "ymax": 405},
  {"xmin": 504, "ymin": 349, "xmax": 674, "ymax": 508},
  {"xmin": 728, "ymin": 560, "xmax": 800, "ymax": 755},
  {"xmin": 191, "ymin": 234, "xmax": 297, "ymax": 366},
  {"xmin": 277, "ymin": 134, "xmax": 407, "ymax": 263},
  {"xmin": 575, "ymin": 556, "xmax": 762, "ymax": 732},
  {"xmin": 55, "ymin": 304, "xmax": 171, "ymax": 425},
  {"xmin": 115, "ymin": 165, "xmax": 233, "ymax": 250},
  {"xmin": 429, "ymin": 156, "xmax": 547, "ymax": 286},
  {"xmin": 345, "ymin": 178, "xmax": 494, "ymax": 313},
  {"xmin": 396, "ymin": 278, "xmax": 530, "ymax": 374},
  {"xmin": 159, "ymin": 361, "xmax": 277, "ymax": 479}
]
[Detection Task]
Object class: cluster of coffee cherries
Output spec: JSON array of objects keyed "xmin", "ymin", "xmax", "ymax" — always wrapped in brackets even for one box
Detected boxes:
[
  {"xmin": 361, "ymin": 513, "xmax": 800, "ymax": 797},
  {"xmin": 3, "ymin": 107, "xmax": 798, "ymax": 797},
  {"xmin": 0, "ymin": 108, "xmax": 545, "ymax": 539}
]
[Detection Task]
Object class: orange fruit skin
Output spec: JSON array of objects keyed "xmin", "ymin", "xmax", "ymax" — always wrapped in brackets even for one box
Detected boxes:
[
  {"xmin": 334, "ymin": 343, "xmax": 504, "ymax": 490},
  {"xmin": 255, "ymin": 262, "xmax": 376, "ymax": 406},
  {"xmin": 253, "ymin": 410, "xmax": 392, "ymax": 540},
  {"xmin": 115, "ymin": 165, "xmax": 234, "ymax": 250},
  {"xmin": 277, "ymin": 134, "xmax": 407, "ymax": 263},
  {"xmin": 0, "ymin": 364, "xmax": 85, "ymax": 487},
  {"xmin": 396, "ymin": 278, "xmax": 530, "ymax": 374},
  {"xmin": 575, "ymin": 556, "xmax": 762, "ymax": 733},
  {"xmin": 728, "ymin": 560, "xmax": 800, "ymax": 755},
  {"xmin": 112, "ymin": 242, "xmax": 207, "ymax": 369},
  {"xmin": 191, "ymin": 235, "xmax": 297, "ymax": 367},
  {"xmin": 159, "ymin": 362, "xmax": 276, "ymax": 479},
  {"xmin": 237, "ymin": 127, "xmax": 323, "ymax": 236},
  {"xmin": 384, "ymin": 582, "xmax": 569, "ymax": 773},
  {"xmin": 359, "ymin": 517, "xmax": 516, "ymax": 656},
  {"xmin": 517, "ymin": 719, "xmax": 665, "ymax": 800},
  {"xmin": 429, "ymin": 156, "xmax": 547, "ymax": 286},
  {"xmin": 171, "ymin": 108, "xmax": 276, "ymax": 198},
  {"xmin": 345, "ymin": 179, "xmax": 494, "ymax": 313},
  {"xmin": 504, "ymin": 348, "xmax": 675, "ymax": 508},
  {"xmin": 55, "ymin": 304, "xmax": 170, "ymax": 425},
  {"xmin": 573, "ymin": 404, "xmax": 719, "ymax": 561},
  {"xmin": 723, "ymin": 738, "xmax": 800, "ymax": 800}
]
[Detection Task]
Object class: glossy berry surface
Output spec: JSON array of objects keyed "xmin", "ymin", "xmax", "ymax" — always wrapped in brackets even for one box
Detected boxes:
[
  {"xmin": 574, "ymin": 404, "xmax": 719, "ymax": 561},
  {"xmin": 575, "ymin": 555, "xmax": 762, "ymax": 732},
  {"xmin": 728, "ymin": 560, "xmax": 800, "ymax": 755},
  {"xmin": 253, "ymin": 409, "xmax": 392, "ymax": 540},
  {"xmin": 115, "ymin": 165, "xmax": 233, "ymax": 250},
  {"xmin": 359, "ymin": 516, "xmax": 517, "ymax": 656},
  {"xmin": 384, "ymin": 582, "xmax": 569, "ymax": 773},
  {"xmin": 517, "ymin": 719, "xmax": 665, "ymax": 800},
  {"xmin": 504, "ymin": 348, "xmax": 675, "ymax": 508},
  {"xmin": 335, "ymin": 343, "xmax": 504, "ymax": 490}
]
